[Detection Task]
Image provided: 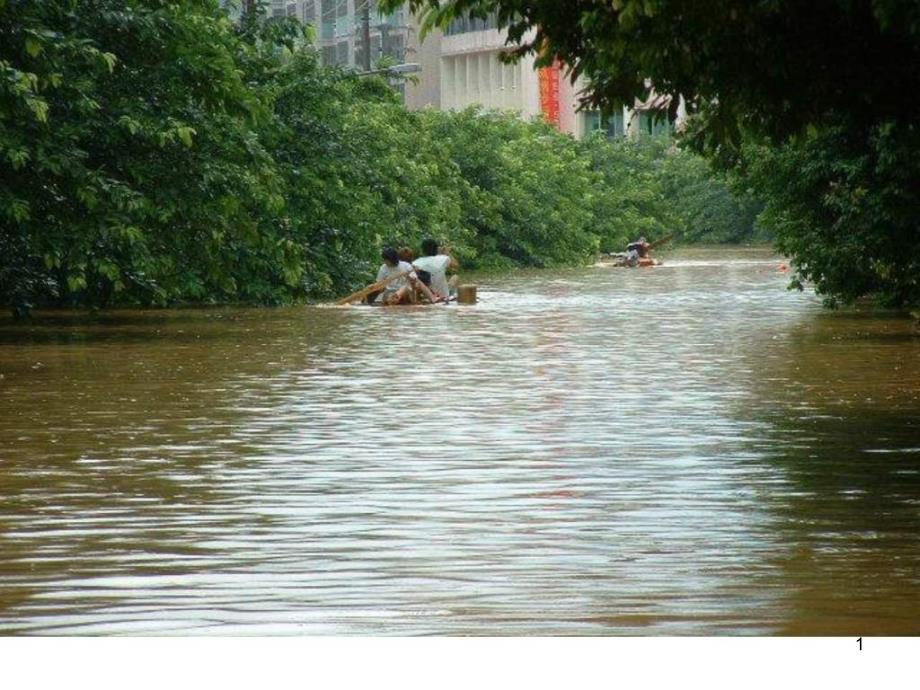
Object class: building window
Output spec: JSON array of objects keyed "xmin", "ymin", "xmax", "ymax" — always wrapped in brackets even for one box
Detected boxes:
[
  {"xmin": 383, "ymin": 33, "xmax": 405, "ymax": 63},
  {"xmin": 583, "ymin": 111, "xmax": 601, "ymax": 132},
  {"xmin": 321, "ymin": 0, "xmax": 335, "ymax": 39},
  {"xmin": 445, "ymin": 11, "xmax": 499, "ymax": 36},
  {"xmin": 585, "ymin": 110, "xmax": 626, "ymax": 137},
  {"xmin": 638, "ymin": 111, "xmax": 672, "ymax": 136},
  {"xmin": 378, "ymin": 7, "xmax": 406, "ymax": 27},
  {"xmin": 336, "ymin": 40, "xmax": 349, "ymax": 65}
]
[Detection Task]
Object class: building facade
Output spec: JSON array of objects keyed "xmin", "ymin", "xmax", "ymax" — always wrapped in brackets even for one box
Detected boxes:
[
  {"xmin": 223, "ymin": 4, "xmax": 683, "ymax": 137},
  {"xmin": 264, "ymin": 1, "xmax": 410, "ymax": 71},
  {"xmin": 403, "ymin": 13, "xmax": 682, "ymax": 139}
]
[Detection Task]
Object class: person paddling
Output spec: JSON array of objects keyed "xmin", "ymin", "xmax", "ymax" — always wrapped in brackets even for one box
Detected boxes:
[
  {"xmin": 370, "ymin": 247, "xmax": 437, "ymax": 305},
  {"xmin": 625, "ymin": 236, "xmax": 651, "ymax": 266}
]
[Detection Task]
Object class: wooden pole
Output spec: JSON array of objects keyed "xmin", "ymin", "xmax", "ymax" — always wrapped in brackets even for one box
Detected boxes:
[
  {"xmin": 335, "ymin": 270, "xmax": 410, "ymax": 305},
  {"xmin": 649, "ymin": 233, "xmax": 675, "ymax": 250}
]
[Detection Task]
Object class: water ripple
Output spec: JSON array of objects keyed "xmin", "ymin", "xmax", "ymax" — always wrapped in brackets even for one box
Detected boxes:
[{"xmin": 1, "ymin": 249, "xmax": 919, "ymax": 635}]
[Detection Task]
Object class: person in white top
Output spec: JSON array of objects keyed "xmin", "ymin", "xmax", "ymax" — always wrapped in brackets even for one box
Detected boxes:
[
  {"xmin": 372, "ymin": 247, "xmax": 437, "ymax": 305},
  {"xmin": 412, "ymin": 238, "xmax": 458, "ymax": 301}
]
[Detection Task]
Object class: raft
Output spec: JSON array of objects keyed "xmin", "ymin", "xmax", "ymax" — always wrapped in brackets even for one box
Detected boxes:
[
  {"xmin": 353, "ymin": 298, "xmax": 454, "ymax": 307},
  {"xmin": 597, "ymin": 253, "xmax": 663, "ymax": 268},
  {"xmin": 334, "ymin": 283, "xmax": 477, "ymax": 307}
]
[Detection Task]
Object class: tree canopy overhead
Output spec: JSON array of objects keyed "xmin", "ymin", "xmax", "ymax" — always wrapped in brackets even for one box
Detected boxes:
[
  {"xmin": 388, "ymin": 0, "xmax": 920, "ymax": 307},
  {"xmin": 393, "ymin": 0, "xmax": 920, "ymax": 144}
]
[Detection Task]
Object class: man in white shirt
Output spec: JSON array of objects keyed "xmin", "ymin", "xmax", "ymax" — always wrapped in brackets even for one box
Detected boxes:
[
  {"xmin": 372, "ymin": 247, "xmax": 436, "ymax": 305},
  {"xmin": 412, "ymin": 238, "xmax": 458, "ymax": 301}
]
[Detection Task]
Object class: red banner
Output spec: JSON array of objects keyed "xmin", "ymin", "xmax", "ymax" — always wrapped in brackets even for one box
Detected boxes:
[{"xmin": 538, "ymin": 61, "xmax": 561, "ymax": 128}]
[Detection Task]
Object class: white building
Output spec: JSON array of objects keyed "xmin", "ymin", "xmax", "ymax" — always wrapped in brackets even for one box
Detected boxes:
[
  {"xmin": 224, "ymin": 4, "xmax": 684, "ymax": 137},
  {"xmin": 404, "ymin": 14, "xmax": 584, "ymax": 135},
  {"xmin": 437, "ymin": 15, "xmax": 540, "ymax": 116},
  {"xmin": 404, "ymin": 12, "xmax": 683, "ymax": 140},
  {"xmin": 270, "ymin": 1, "xmax": 410, "ymax": 70},
  {"xmin": 223, "ymin": 1, "xmax": 410, "ymax": 71}
]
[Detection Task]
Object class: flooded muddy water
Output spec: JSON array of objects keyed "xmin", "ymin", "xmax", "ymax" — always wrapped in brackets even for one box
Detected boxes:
[{"xmin": 1, "ymin": 247, "xmax": 918, "ymax": 634}]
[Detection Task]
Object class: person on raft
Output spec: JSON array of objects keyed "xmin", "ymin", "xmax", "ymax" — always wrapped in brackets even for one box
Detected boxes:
[
  {"xmin": 625, "ymin": 237, "xmax": 651, "ymax": 267},
  {"xmin": 397, "ymin": 246, "xmax": 431, "ymax": 297},
  {"xmin": 412, "ymin": 238, "xmax": 459, "ymax": 302},
  {"xmin": 370, "ymin": 247, "xmax": 439, "ymax": 305}
]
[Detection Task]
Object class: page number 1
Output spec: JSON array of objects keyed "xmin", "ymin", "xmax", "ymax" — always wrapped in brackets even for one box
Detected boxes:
[{"xmin": 857, "ymin": 637, "xmax": 862, "ymax": 650}]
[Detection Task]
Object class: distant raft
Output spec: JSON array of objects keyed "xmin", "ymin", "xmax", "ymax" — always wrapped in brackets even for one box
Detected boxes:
[{"xmin": 596, "ymin": 253, "xmax": 663, "ymax": 268}]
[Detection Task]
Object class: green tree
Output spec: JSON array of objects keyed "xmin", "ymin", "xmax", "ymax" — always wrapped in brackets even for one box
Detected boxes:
[
  {"xmin": 1, "ymin": 0, "xmax": 118, "ymax": 313},
  {"xmin": 580, "ymin": 134, "xmax": 760, "ymax": 251},
  {"xmin": 657, "ymin": 142, "xmax": 764, "ymax": 245},
  {"xmin": 581, "ymin": 135, "xmax": 675, "ymax": 253},
  {"xmin": 1, "ymin": 0, "xmax": 282, "ymax": 311},
  {"xmin": 742, "ymin": 121, "xmax": 920, "ymax": 307},
  {"xmin": 421, "ymin": 108, "xmax": 598, "ymax": 268},
  {"xmin": 3, "ymin": 0, "xmax": 766, "ymax": 314},
  {"xmin": 261, "ymin": 49, "xmax": 471, "ymax": 297}
]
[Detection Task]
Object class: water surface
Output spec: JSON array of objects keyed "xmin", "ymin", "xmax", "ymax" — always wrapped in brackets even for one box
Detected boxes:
[{"xmin": 1, "ymin": 248, "xmax": 918, "ymax": 635}]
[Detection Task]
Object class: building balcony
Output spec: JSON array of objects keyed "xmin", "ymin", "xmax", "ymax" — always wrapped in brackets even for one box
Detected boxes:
[{"xmin": 441, "ymin": 28, "xmax": 509, "ymax": 57}]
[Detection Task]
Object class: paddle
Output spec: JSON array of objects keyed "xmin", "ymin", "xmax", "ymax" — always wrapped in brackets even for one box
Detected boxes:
[
  {"xmin": 649, "ymin": 233, "xmax": 675, "ymax": 250},
  {"xmin": 335, "ymin": 270, "xmax": 411, "ymax": 306}
]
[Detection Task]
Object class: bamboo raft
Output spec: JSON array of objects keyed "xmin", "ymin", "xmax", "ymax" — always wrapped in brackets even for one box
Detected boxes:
[
  {"xmin": 597, "ymin": 255, "xmax": 663, "ymax": 268},
  {"xmin": 332, "ymin": 272, "xmax": 477, "ymax": 307}
]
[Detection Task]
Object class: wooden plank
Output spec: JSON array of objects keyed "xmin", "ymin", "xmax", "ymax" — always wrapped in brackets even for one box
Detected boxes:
[{"xmin": 334, "ymin": 270, "xmax": 410, "ymax": 306}]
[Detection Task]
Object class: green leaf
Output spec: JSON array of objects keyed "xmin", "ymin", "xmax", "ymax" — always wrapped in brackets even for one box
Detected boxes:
[
  {"xmin": 7, "ymin": 148, "xmax": 30, "ymax": 170},
  {"xmin": 97, "ymin": 261, "xmax": 120, "ymax": 281},
  {"xmin": 101, "ymin": 52, "xmax": 117, "ymax": 73},
  {"xmin": 176, "ymin": 126, "xmax": 196, "ymax": 148},
  {"xmin": 118, "ymin": 116, "xmax": 141, "ymax": 135},
  {"xmin": 25, "ymin": 38, "xmax": 42, "ymax": 58},
  {"xmin": 67, "ymin": 275, "xmax": 87, "ymax": 292},
  {"xmin": 26, "ymin": 97, "xmax": 49, "ymax": 123}
]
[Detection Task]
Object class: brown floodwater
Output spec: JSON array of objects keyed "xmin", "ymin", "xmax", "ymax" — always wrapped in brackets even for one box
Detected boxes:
[{"xmin": 1, "ymin": 247, "xmax": 918, "ymax": 635}]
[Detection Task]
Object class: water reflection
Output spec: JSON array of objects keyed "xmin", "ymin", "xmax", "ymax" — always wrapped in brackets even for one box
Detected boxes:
[
  {"xmin": 0, "ymin": 249, "xmax": 918, "ymax": 634},
  {"xmin": 736, "ymin": 310, "xmax": 920, "ymax": 634}
]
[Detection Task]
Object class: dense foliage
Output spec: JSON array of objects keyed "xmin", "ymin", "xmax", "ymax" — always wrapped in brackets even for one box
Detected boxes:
[
  {"xmin": 739, "ymin": 121, "xmax": 920, "ymax": 307},
  {"xmin": 417, "ymin": 109, "xmax": 599, "ymax": 268},
  {"xmin": 1, "ymin": 0, "xmax": 756, "ymax": 314},
  {"xmin": 1, "ymin": 0, "xmax": 282, "ymax": 311},
  {"xmin": 582, "ymin": 135, "xmax": 762, "ymax": 251},
  {"xmin": 394, "ymin": 0, "xmax": 920, "ymax": 146},
  {"xmin": 391, "ymin": 0, "xmax": 920, "ymax": 308}
]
